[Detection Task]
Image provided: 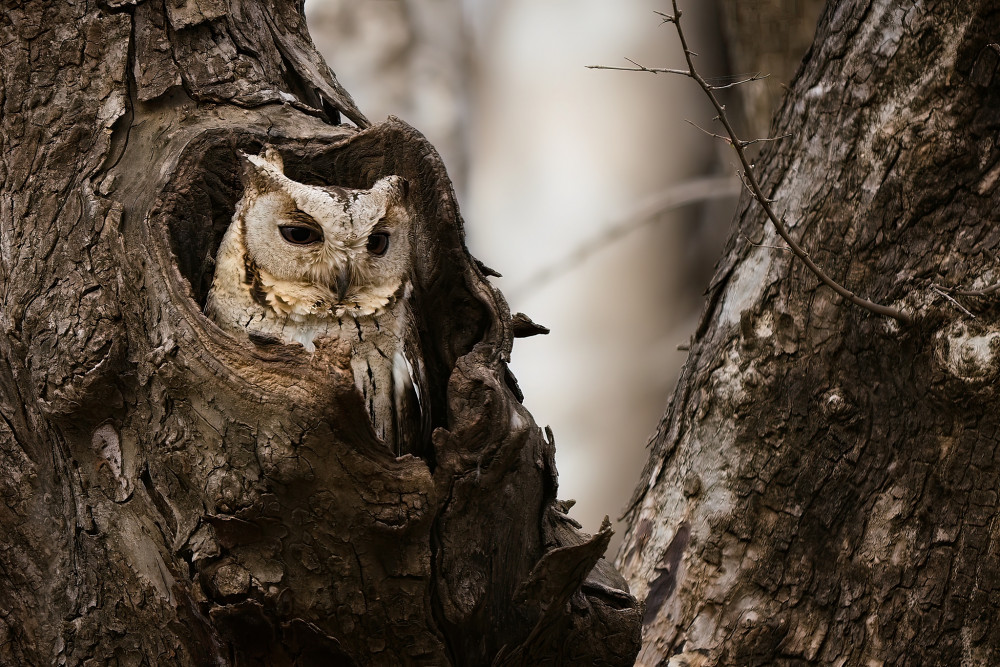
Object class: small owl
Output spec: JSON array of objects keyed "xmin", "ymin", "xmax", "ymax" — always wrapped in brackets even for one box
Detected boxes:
[{"xmin": 205, "ymin": 147, "xmax": 427, "ymax": 456}]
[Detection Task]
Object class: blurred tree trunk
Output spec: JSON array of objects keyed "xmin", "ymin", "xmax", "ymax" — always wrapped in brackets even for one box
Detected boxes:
[
  {"xmin": 305, "ymin": 0, "xmax": 471, "ymax": 193},
  {"xmin": 714, "ymin": 0, "xmax": 826, "ymax": 138},
  {"xmin": 620, "ymin": 0, "xmax": 1000, "ymax": 664},
  {"xmin": 0, "ymin": 1, "xmax": 639, "ymax": 664}
]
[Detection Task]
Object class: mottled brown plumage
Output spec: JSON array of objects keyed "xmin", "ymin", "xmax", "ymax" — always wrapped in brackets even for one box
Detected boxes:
[{"xmin": 206, "ymin": 147, "xmax": 426, "ymax": 455}]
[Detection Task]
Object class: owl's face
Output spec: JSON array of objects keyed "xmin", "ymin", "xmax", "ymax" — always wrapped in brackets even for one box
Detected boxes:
[{"xmin": 239, "ymin": 150, "xmax": 412, "ymax": 319}]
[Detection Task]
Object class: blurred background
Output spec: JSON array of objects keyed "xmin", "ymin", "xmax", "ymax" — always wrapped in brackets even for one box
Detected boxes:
[{"xmin": 305, "ymin": 0, "xmax": 823, "ymax": 553}]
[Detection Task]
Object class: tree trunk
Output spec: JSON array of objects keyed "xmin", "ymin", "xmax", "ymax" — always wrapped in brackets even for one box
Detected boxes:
[
  {"xmin": 714, "ymin": 0, "xmax": 827, "ymax": 140},
  {"xmin": 0, "ymin": 1, "xmax": 640, "ymax": 664},
  {"xmin": 619, "ymin": 0, "xmax": 1000, "ymax": 664}
]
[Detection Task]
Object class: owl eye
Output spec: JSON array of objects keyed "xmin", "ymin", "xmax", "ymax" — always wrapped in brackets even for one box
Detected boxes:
[
  {"xmin": 279, "ymin": 225, "xmax": 323, "ymax": 245},
  {"xmin": 367, "ymin": 232, "xmax": 390, "ymax": 256}
]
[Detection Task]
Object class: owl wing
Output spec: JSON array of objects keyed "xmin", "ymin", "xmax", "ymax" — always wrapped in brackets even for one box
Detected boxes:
[{"xmin": 391, "ymin": 346, "xmax": 429, "ymax": 458}]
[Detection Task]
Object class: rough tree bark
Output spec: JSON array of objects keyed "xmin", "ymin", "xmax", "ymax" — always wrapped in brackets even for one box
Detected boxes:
[
  {"xmin": 619, "ymin": 0, "xmax": 1000, "ymax": 664},
  {"xmin": 0, "ymin": 1, "xmax": 640, "ymax": 664}
]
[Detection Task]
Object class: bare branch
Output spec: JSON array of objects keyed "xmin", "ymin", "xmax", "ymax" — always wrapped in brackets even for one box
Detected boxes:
[
  {"xmin": 587, "ymin": 1, "xmax": 913, "ymax": 324},
  {"xmin": 509, "ymin": 176, "xmax": 740, "ymax": 300},
  {"xmin": 739, "ymin": 132, "xmax": 793, "ymax": 147},
  {"xmin": 742, "ymin": 233, "xmax": 791, "ymax": 252},
  {"xmin": 685, "ymin": 119, "xmax": 732, "ymax": 144},
  {"xmin": 930, "ymin": 284, "xmax": 977, "ymax": 319},
  {"xmin": 707, "ymin": 72, "xmax": 769, "ymax": 90},
  {"xmin": 736, "ymin": 170, "xmax": 755, "ymax": 195},
  {"xmin": 954, "ymin": 283, "xmax": 1000, "ymax": 297},
  {"xmin": 586, "ymin": 61, "xmax": 689, "ymax": 76},
  {"xmin": 736, "ymin": 170, "xmax": 775, "ymax": 203},
  {"xmin": 933, "ymin": 281, "xmax": 1000, "ymax": 298},
  {"xmin": 664, "ymin": 0, "xmax": 913, "ymax": 325}
]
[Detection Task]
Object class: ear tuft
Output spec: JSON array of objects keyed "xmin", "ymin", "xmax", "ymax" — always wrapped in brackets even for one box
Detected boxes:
[
  {"xmin": 374, "ymin": 175, "xmax": 409, "ymax": 204},
  {"xmin": 260, "ymin": 146, "xmax": 285, "ymax": 172},
  {"xmin": 239, "ymin": 148, "xmax": 285, "ymax": 192}
]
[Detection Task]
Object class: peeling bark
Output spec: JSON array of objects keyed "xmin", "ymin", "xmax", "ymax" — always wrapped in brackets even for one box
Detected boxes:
[
  {"xmin": 620, "ymin": 0, "xmax": 1000, "ymax": 664},
  {"xmin": 0, "ymin": 1, "xmax": 640, "ymax": 664}
]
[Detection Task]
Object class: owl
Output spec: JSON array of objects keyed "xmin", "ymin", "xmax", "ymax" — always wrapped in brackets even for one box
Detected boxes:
[{"xmin": 205, "ymin": 147, "xmax": 428, "ymax": 457}]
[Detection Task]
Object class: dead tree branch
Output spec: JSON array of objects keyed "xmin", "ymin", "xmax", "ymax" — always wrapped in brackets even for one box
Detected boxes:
[{"xmin": 509, "ymin": 175, "xmax": 740, "ymax": 299}]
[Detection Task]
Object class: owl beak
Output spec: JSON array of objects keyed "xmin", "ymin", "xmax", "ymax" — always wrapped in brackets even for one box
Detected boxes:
[{"xmin": 335, "ymin": 266, "xmax": 351, "ymax": 301}]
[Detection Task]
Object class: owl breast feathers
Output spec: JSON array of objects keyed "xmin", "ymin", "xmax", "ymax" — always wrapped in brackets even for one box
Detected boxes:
[{"xmin": 205, "ymin": 147, "xmax": 428, "ymax": 456}]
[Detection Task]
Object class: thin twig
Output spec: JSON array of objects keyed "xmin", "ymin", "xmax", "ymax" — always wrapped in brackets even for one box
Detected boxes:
[
  {"xmin": 707, "ymin": 72, "xmax": 769, "ymax": 90},
  {"xmin": 930, "ymin": 284, "xmax": 976, "ymax": 318},
  {"xmin": 587, "ymin": 63, "xmax": 690, "ymax": 76},
  {"xmin": 672, "ymin": 0, "xmax": 912, "ymax": 324},
  {"xmin": 587, "ymin": 64, "xmax": 769, "ymax": 91},
  {"xmin": 596, "ymin": 0, "xmax": 913, "ymax": 325},
  {"xmin": 739, "ymin": 133, "xmax": 793, "ymax": 147},
  {"xmin": 951, "ymin": 283, "xmax": 1000, "ymax": 297},
  {"xmin": 925, "ymin": 278, "xmax": 1000, "ymax": 298},
  {"xmin": 509, "ymin": 176, "xmax": 740, "ymax": 300},
  {"xmin": 586, "ymin": 64, "xmax": 770, "ymax": 92},
  {"xmin": 685, "ymin": 119, "xmax": 732, "ymax": 144},
  {"xmin": 741, "ymin": 233, "xmax": 791, "ymax": 252}
]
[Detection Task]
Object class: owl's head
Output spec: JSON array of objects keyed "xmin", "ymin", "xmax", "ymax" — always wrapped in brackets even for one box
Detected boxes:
[{"xmin": 237, "ymin": 148, "xmax": 412, "ymax": 319}]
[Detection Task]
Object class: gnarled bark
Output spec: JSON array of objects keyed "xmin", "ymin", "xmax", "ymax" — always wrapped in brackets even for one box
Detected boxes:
[
  {"xmin": 621, "ymin": 0, "xmax": 1000, "ymax": 664},
  {"xmin": 0, "ymin": 1, "xmax": 640, "ymax": 664}
]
